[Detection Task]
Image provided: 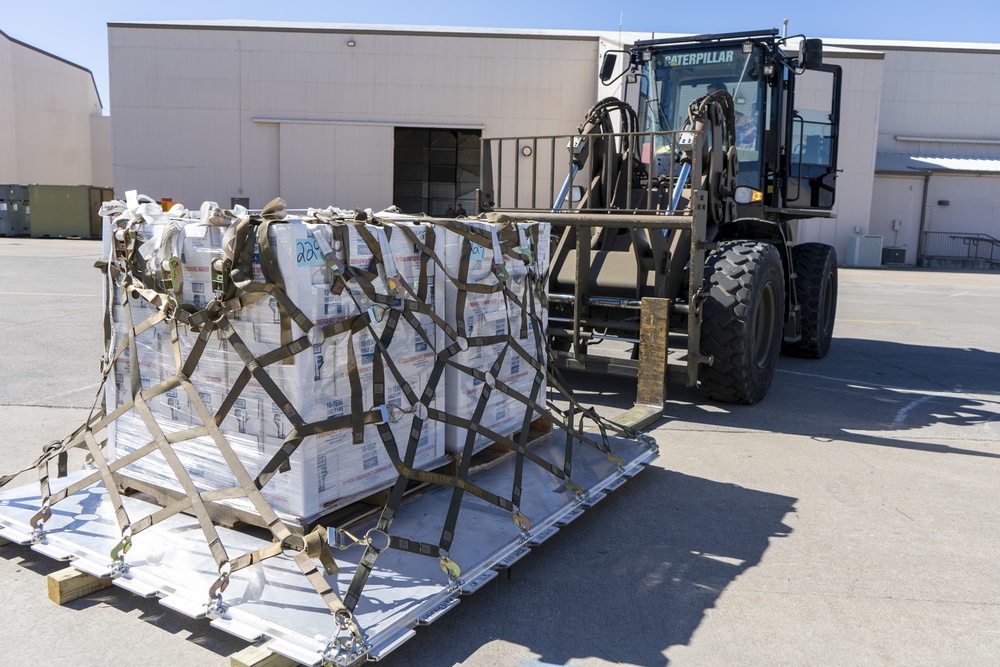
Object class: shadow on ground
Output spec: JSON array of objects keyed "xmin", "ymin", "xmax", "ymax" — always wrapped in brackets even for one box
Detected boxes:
[
  {"xmin": 378, "ymin": 467, "xmax": 796, "ymax": 667},
  {"xmin": 4, "ymin": 338, "xmax": 991, "ymax": 666},
  {"xmin": 560, "ymin": 337, "xmax": 1000, "ymax": 461}
]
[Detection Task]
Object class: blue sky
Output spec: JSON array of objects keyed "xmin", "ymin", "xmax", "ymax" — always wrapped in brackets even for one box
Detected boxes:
[{"xmin": 3, "ymin": 0, "xmax": 997, "ymax": 110}]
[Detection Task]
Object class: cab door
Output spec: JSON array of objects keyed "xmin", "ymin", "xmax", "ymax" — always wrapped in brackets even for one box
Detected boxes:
[{"xmin": 786, "ymin": 64, "xmax": 842, "ymax": 209}]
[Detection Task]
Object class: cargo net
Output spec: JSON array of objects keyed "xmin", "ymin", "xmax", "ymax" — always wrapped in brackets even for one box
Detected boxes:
[{"xmin": 1, "ymin": 194, "xmax": 653, "ymax": 657}]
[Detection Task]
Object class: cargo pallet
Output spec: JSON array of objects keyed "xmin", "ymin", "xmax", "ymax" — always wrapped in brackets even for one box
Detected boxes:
[{"xmin": 0, "ymin": 424, "xmax": 657, "ymax": 666}]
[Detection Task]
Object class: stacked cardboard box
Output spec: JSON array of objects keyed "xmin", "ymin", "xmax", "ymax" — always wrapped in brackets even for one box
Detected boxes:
[
  {"xmin": 108, "ymin": 213, "xmax": 446, "ymax": 518},
  {"xmin": 104, "ymin": 200, "xmax": 550, "ymax": 520},
  {"xmin": 440, "ymin": 220, "xmax": 550, "ymax": 454}
]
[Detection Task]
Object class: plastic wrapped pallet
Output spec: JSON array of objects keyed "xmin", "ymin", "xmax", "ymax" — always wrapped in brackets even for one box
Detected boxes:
[
  {"xmin": 440, "ymin": 220, "xmax": 550, "ymax": 454},
  {"xmin": 105, "ymin": 206, "xmax": 446, "ymax": 518}
]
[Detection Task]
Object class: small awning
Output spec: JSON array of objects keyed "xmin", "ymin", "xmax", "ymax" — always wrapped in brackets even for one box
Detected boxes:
[{"xmin": 876, "ymin": 152, "xmax": 1000, "ymax": 175}]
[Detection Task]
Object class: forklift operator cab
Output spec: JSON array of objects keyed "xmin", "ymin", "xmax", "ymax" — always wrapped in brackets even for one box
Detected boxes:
[
  {"xmin": 638, "ymin": 46, "xmax": 765, "ymax": 189},
  {"xmin": 608, "ymin": 32, "xmax": 842, "ymax": 219}
]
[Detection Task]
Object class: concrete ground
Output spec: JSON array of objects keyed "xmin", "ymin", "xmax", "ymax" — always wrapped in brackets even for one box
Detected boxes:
[{"xmin": 1, "ymin": 237, "xmax": 998, "ymax": 666}]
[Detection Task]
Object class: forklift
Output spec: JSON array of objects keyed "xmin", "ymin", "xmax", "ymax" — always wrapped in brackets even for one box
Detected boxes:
[{"xmin": 479, "ymin": 28, "xmax": 842, "ymax": 410}]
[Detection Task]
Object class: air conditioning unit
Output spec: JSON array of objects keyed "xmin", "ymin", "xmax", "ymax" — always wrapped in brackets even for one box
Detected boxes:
[
  {"xmin": 881, "ymin": 246, "xmax": 906, "ymax": 265},
  {"xmin": 846, "ymin": 235, "xmax": 883, "ymax": 267}
]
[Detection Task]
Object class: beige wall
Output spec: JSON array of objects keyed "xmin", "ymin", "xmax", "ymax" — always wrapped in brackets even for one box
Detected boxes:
[
  {"xmin": 829, "ymin": 40, "xmax": 1000, "ymax": 262},
  {"xmin": 869, "ymin": 172, "xmax": 1000, "ymax": 265},
  {"xmin": 793, "ymin": 53, "xmax": 884, "ymax": 262},
  {"xmin": 108, "ymin": 23, "xmax": 897, "ymax": 269},
  {"xmin": 869, "ymin": 47, "xmax": 1000, "ymax": 157},
  {"xmin": 870, "ymin": 175, "xmax": 926, "ymax": 262},
  {"xmin": 0, "ymin": 31, "xmax": 110, "ymax": 187},
  {"xmin": 109, "ymin": 24, "xmax": 600, "ymax": 209},
  {"xmin": 275, "ymin": 122, "xmax": 394, "ymax": 208},
  {"xmin": 922, "ymin": 173, "xmax": 1000, "ymax": 238}
]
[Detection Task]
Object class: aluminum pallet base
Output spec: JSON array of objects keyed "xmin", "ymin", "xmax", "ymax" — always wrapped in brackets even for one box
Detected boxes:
[{"xmin": 0, "ymin": 428, "xmax": 657, "ymax": 666}]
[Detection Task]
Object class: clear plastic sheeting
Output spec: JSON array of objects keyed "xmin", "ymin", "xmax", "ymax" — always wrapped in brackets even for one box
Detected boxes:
[{"xmin": 108, "ymin": 215, "xmax": 452, "ymax": 518}]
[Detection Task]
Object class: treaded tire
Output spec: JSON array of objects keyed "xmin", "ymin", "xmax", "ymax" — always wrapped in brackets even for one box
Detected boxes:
[
  {"xmin": 699, "ymin": 241, "xmax": 785, "ymax": 405},
  {"xmin": 782, "ymin": 243, "xmax": 838, "ymax": 359}
]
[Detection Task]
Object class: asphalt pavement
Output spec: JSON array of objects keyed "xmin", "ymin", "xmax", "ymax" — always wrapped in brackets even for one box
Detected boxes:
[{"xmin": 1, "ymin": 237, "xmax": 998, "ymax": 666}]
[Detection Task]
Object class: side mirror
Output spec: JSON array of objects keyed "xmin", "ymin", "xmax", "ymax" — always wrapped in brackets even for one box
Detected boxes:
[
  {"xmin": 600, "ymin": 53, "xmax": 618, "ymax": 84},
  {"xmin": 800, "ymin": 38, "xmax": 823, "ymax": 69}
]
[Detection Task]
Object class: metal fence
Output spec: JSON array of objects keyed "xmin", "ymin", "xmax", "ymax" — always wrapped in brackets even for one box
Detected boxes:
[
  {"xmin": 921, "ymin": 232, "xmax": 1000, "ymax": 266},
  {"xmin": 482, "ymin": 130, "xmax": 692, "ymax": 215}
]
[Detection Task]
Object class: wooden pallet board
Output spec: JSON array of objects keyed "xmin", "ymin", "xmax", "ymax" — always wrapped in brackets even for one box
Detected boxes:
[{"xmin": 229, "ymin": 641, "xmax": 298, "ymax": 667}]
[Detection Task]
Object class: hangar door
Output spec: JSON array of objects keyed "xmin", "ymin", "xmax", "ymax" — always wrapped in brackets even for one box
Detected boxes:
[{"xmin": 393, "ymin": 128, "xmax": 481, "ymax": 217}]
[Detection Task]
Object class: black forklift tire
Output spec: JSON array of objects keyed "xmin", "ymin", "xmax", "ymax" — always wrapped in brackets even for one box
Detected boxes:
[
  {"xmin": 699, "ymin": 240, "xmax": 785, "ymax": 405},
  {"xmin": 782, "ymin": 242, "xmax": 838, "ymax": 359}
]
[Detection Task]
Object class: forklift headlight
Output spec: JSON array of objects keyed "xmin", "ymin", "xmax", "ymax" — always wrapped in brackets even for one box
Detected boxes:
[{"xmin": 734, "ymin": 186, "xmax": 762, "ymax": 204}]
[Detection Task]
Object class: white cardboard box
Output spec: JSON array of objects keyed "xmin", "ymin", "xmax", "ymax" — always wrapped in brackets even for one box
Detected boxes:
[
  {"xmin": 106, "ymin": 213, "xmax": 446, "ymax": 518},
  {"xmin": 440, "ymin": 220, "xmax": 550, "ymax": 454}
]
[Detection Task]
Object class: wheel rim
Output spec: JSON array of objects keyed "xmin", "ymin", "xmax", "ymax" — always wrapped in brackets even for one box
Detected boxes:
[
  {"xmin": 753, "ymin": 282, "xmax": 778, "ymax": 369},
  {"xmin": 821, "ymin": 272, "xmax": 835, "ymax": 337}
]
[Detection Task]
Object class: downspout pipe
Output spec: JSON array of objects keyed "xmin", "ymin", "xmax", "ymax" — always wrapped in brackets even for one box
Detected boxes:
[{"xmin": 915, "ymin": 170, "xmax": 932, "ymax": 266}]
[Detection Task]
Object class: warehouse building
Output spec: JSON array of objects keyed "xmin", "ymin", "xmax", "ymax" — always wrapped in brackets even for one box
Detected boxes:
[
  {"xmin": 0, "ymin": 28, "xmax": 112, "ymax": 237},
  {"xmin": 0, "ymin": 28, "xmax": 110, "ymax": 187},
  {"xmin": 107, "ymin": 21, "xmax": 1000, "ymax": 267},
  {"xmin": 831, "ymin": 38, "xmax": 1000, "ymax": 267}
]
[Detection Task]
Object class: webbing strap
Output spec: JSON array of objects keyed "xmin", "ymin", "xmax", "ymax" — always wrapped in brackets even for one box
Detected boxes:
[
  {"xmin": 5, "ymin": 211, "xmax": 657, "ymax": 637},
  {"xmin": 440, "ymin": 343, "xmax": 508, "ymax": 552}
]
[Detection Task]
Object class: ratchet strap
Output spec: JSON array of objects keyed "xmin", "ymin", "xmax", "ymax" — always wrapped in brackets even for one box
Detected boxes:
[{"xmin": 2, "ymin": 200, "xmax": 653, "ymax": 641}]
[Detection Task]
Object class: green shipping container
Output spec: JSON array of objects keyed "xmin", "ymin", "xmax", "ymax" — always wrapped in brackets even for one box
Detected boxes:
[{"xmin": 28, "ymin": 185, "xmax": 114, "ymax": 239}]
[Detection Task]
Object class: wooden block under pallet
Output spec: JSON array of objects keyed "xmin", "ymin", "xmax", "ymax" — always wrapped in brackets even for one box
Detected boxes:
[
  {"xmin": 230, "ymin": 641, "xmax": 298, "ymax": 667},
  {"xmin": 0, "ymin": 536, "xmax": 11, "ymax": 547},
  {"xmin": 530, "ymin": 415, "xmax": 554, "ymax": 434},
  {"xmin": 47, "ymin": 566, "xmax": 113, "ymax": 605}
]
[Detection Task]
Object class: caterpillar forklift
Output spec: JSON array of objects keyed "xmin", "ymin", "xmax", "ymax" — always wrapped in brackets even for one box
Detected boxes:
[{"xmin": 479, "ymin": 28, "xmax": 842, "ymax": 411}]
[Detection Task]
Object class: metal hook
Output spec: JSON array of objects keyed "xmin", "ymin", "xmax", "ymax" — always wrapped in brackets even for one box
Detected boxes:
[
  {"xmin": 330, "ymin": 527, "xmax": 363, "ymax": 551},
  {"xmin": 29, "ymin": 502, "xmax": 51, "ymax": 530},
  {"xmin": 323, "ymin": 611, "xmax": 369, "ymax": 665},
  {"xmin": 379, "ymin": 404, "xmax": 404, "ymax": 424},
  {"xmin": 439, "ymin": 555, "xmax": 461, "ymax": 582},
  {"xmin": 637, "ymin": 433, "xmax": 657, "ymax": 449},
  {"xmin": 110, "ymin": 531, "xmax": 132, "ymax": 563},
  {"xmin": 208, "ymin": 564, "xmax": 231, "ymax": 606}
]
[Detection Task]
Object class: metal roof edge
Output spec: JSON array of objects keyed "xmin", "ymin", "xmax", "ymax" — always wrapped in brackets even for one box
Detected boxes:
[
  {"xmin": 0, "ymin": 27, "xmax": 103, "ymax": 109},
  {"xmin": 106, "ymin": 20, "xmax": 606, "ymax": 42},
  {"xmin": 823, "ymin": 36, "xmax": 1000, "ymax": 56},
  {"xmin": 876, "ymin": 152, "xmax": 1000, "ymax": 176}
]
